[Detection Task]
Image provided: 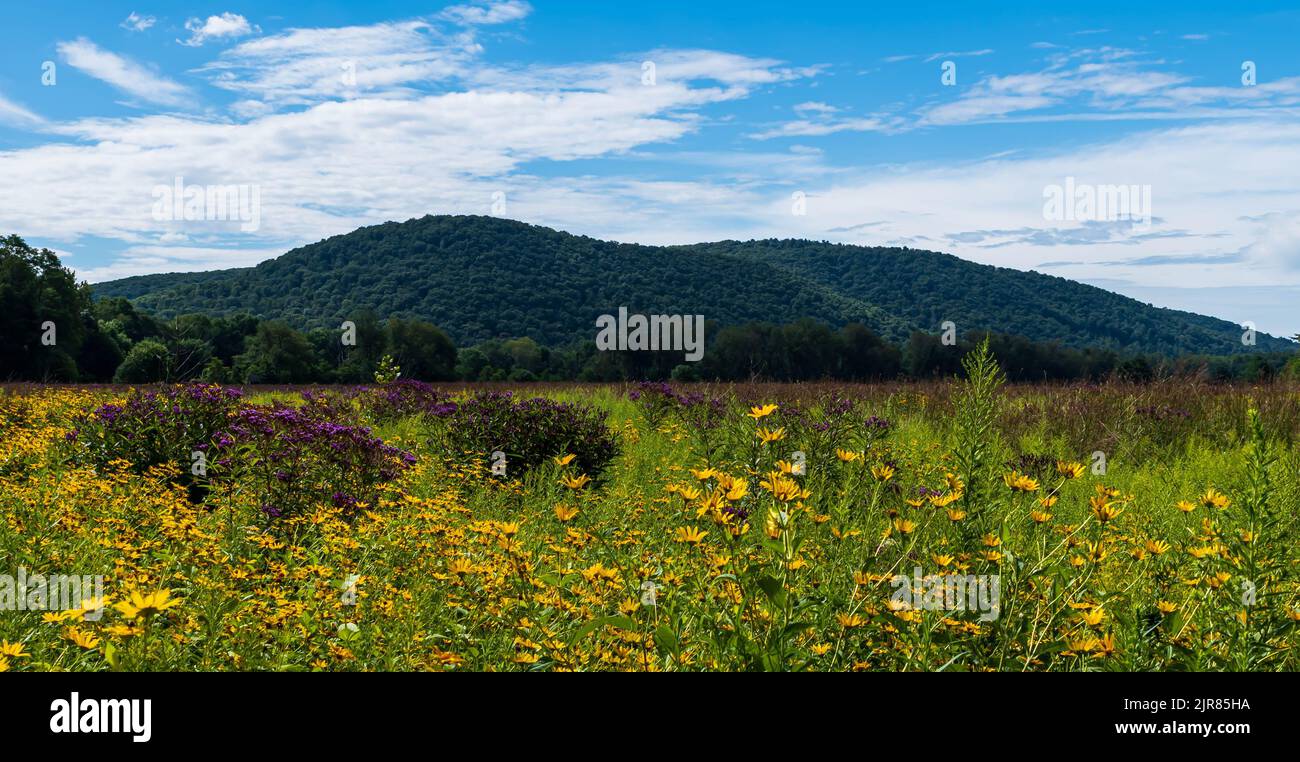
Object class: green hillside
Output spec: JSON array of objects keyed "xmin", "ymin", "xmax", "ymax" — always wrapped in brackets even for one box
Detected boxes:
[{"xmin": 91, "ymin": 215, "xmax": 1291, "ymax": 354}]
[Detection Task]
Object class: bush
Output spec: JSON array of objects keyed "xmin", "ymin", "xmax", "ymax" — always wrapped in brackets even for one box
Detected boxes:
[
  {"xmin": 627, "ymin": 381, "xmax": 678, "ymax": 427},
  {"xmin": 215, "ymin": 402, "xmax": 415, "ymax": 520},
  {"xmin": 66, "ymin": 383, "xmax": 243, "ymax": 498},
  {"xmin": 113, "ymin": 339, "xmax": 170, "ymax": 383},
  {"xmin": 356, "ymin": 379, "xmax": 455, "ymax": 423},
  {"xmin": 433, "ymin": 391, "xmax": 618, "ymax": 479}
]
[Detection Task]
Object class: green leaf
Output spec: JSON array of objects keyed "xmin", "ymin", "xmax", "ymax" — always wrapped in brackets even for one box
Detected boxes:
[
  {"xmin": 570, "ymin": 615, "xmax": 637, "ymax": 643},
  {"xmin": 756, "ymin": 575, "xmax": 787, "ymax": 609}
]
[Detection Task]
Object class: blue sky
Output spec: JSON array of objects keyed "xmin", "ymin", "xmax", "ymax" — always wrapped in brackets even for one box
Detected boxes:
[{"xmin": 2, "ymin": 1, "xmax": 1299, "ymax": 337}]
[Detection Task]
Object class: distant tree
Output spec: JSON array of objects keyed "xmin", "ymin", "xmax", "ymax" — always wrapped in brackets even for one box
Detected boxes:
[
  {"xmin": 386, "ymin": 319, "xmax": 457, "ymax": 380},
  {"xmin": 1116, "ymin": 355, "xmax": 1155, "ymax": 383},
  {"xmin": 455, "ymin": 347, "xmax": 490, "ymax": 381},
  {"xmin": 170, "ymin": 338, "xmax": 213, "ymax": 380},
  {"xmin": 337, "ymin": 308, "xmax": 385, "ymax": 382},
  {"xmin": 238, "ymin": 322, "xmax": 320, "ymax": 383},
  {"xmin": 671, "ymin": 363, "xmax": 701, "ymax": 382},
  {"xmin": 94, "ymin": 297, "xmax": 160, "ymax": 343},
  {"xmin": 0, "ymin": 235, "xmax": 88, "ymax": 379},
  {"xmin": 113, "ymin": 339, "xmax": 171, "ymax": 383},
  {"xmin": 76, "ymin": 317, "xmax": 126, "ymax": 382},
  {"xmin": 837, "ymin": 323, "xmax": 901, "ymax": 379},
  {"xmin": 903, "ymin": 331, "xmax": 962, "ymax": 378},
  {"xmin": 199, "ymin": 357, "xmax": 231, "ymax": 384}
]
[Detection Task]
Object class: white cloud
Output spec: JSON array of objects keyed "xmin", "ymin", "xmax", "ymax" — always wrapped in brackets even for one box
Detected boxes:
[
  {"xmin": 749, "ymin": 116, "xmax": 892, "ymax": 140},
  {"xmin": 0, "ymin": 45, "xmax": 812, "ymax": 272},
  {"xmin": 56, "ymin": 38, "xmax": 192, "ymax": 108},
  {"xmin": 439, "ymin": 1, "xmax": 532, "ymax": 26},
  {"xmin": 793, "ymin": 101, "xmax": 838, "ymax": 116},
  {"xmin": 77, "ymin": 245, "xmax": 285, "ymax": 282},
  {"xmin": 756, "ymin": 50, "xmax": 1300, "ymax": 137},
  {"xmin": 0, "ymin": 91, "xmax": 44, "ymax": 126},
  {"xmin": 198, "ymin": 20, "xmax": 477, "ymax": 105},
  {"xmin": 120, "ymin": 12, "xmax": 156, "ymax": 32},
  {"xmin": 180, "ymin": 13, "xmax": 258, "ymax": 47},
  {"xmin": 924, "ymin": 48, "xmax": 995, "ymax": 62}
]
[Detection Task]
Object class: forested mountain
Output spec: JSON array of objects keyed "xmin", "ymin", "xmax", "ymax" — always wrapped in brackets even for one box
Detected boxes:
[{"xmin": 92, "ymin": 215, "xmax": 1292, "ymax": 355}]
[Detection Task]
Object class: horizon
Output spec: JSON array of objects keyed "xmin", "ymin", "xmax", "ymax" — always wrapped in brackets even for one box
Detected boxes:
[{"xmin": 2, "ymin": 1, "xmax": 1299, "ymax": 336}]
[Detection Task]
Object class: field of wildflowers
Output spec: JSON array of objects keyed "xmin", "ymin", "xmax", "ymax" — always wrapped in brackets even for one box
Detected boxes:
[{"xmin": 2, "ymin": 343, "xmax": 1298, "ymax": 672}]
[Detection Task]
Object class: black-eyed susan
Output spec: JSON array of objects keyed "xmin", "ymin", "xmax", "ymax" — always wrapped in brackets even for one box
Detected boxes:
[
  {"xmin": 1003, "ymin": 471, "xmax": 1039, "ymax": 492},
  {"xmin": 1144, "ymin": 538, "xmax": 1171, "ymax": 555},
  {"xmin": 1090, "ymin": 496, "xmax": 1124, "ymax": 523},
  {"xmin": 1056, "ymin": 460, "xmax": 1086, "ymax": 479},
  {"xmin": 114, "ymin": 589, "xmax": 181, "ymax": 620},
  {"xmin": 837, "ymin": 613, "xmax": 867, "ymax": 628},
  {"xmin": 561, "ymin": 473, "xmax": 592, "ymax": 490},
  {"xmin": 673, "ymin": 526, "xmax": 708, "ymax": 545},
  {"xmin": 1078, "ymin": 606, "xmax": 1106, "ymax": 627},
  {"xmin": 1200, "ymin": 488, "xmax": 1231, "ymax": 510},
  {"xmin": 63, "ymin": 627, "xmax": 100, "ymax": 649}
]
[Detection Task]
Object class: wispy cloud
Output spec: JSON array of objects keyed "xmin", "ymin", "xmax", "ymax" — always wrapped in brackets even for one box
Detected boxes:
[
  {"xmin": 198, "ymin": 20, "xmax": 475, "ymax": 105},
  {"xmin": 885, "ymin": 49, "xmax": 995, "ymax": 63},
  {"xmin": 120, "ymin": 12, "xmax": 156, "ymax": 32},
  {"xmin": 761, "ymin": 48, "xmax": 1300, "ymax": 137},
  {"xmin": 0, "ymin": 90, "xmax": 44, "ymax": 127},
  {"xmin": 56, "ymin": 38, "xmax": 192, "ymax": 107},
  {"xmin": 439, "ymin": 1, "xmax": 533, "ymax": 26},
  {"xmin": 924, "ymin": 48, "xmax": 995, "ymax": 62}
]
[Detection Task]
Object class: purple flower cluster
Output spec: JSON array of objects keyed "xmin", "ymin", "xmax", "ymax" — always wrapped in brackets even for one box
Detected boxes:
[
  {"xmin": 67, "ymin": 383, "xmax": 243, "ymax": 481},
  {"xmin": 356, "ymin": 379, "xmax": 457, "ymax": 422},
  {"xmin": 66, "ymin": 382, "xmax": 414, "ymax": 520},
  {"xmin": 215, "ymin": 403, "xmax": 416, "ymax": 519},
  {"xmin": 436, "ymin": 391, "xmax": 618, "ymax": 479},
  {"xmin": 627, "ymin": 381, "xmax": 680, "ymax": 427},
  {"xmin": 675, "ymin": 392, "xmax": 728, "ymax": 431}
]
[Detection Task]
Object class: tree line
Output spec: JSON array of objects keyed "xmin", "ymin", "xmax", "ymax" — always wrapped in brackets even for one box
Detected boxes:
[{"xmin": 4, "ymin": 234, "xmax": 1298, "ymax": 384}]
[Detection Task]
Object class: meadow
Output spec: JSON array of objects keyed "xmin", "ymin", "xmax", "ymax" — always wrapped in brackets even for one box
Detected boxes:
[{"xmin": 2, "ymin": 343, "xmax": 1298, "ymax": 672}]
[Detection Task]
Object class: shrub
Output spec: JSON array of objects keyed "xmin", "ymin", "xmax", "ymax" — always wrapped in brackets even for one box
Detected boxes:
[
  {"xmin": 65, "ymin": 383, "xmax": 244, "ymax": 500},
  {"xmin": 355, "ymin": 379, "xmax": 455, "ymax": 423},
  {"xmin": 67, "ymin": 383, "xmax": 242, "ymax": 472},
  {"xmin": 627, "ymin": 381, "xmax": 678, "ymax": 427},
  {"xmin": 433, "ymin": 391, "xmax": 618, "ymax": 479},
  {"xmin": 214, "ymin": 403, "xmax": 415, "ymax": 520}
]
